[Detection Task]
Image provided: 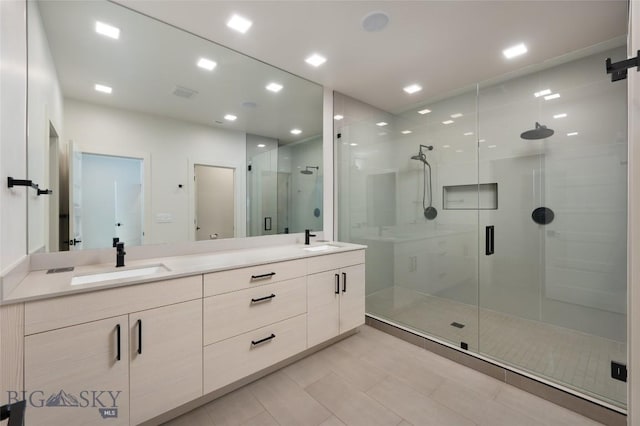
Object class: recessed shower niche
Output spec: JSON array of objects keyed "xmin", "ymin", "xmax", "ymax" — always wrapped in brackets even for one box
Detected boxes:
[{"xmin": 443, "ymin": 183, "xmax": 498, "ymax": 210}]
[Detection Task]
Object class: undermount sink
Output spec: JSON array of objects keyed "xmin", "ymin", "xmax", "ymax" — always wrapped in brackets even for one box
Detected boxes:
[
  {"xmin": 71, "ymin": 264, "xmax": 169, "ymax": 286},
  {"xmin": 303, "ymin": 242, "xmax": 344, "ymax": 252}
]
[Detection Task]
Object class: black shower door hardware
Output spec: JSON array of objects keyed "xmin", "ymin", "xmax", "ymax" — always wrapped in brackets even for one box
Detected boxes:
[
  {"xmin": 264, "ymin": 216, "xmax": 272, "ymax": 231},
  {"xmin": 485, "ymin": 226, "xmax": 495, "ymax": 255},
  {"xmin": 606, "ymin": 51, "xmax": 640, "ymax": 82},
  {"xmin": 7, "ymin": 176, "xmax": 52, "ymax": 195}
]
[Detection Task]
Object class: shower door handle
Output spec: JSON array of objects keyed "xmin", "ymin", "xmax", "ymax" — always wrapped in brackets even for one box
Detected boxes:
[{"xmin": 485, "ymin": 226, "xmax": 494, "ymax": 255}]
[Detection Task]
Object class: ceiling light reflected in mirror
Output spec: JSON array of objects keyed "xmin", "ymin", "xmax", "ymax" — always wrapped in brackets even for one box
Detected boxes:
[
  {"xmin": 95, "ymin": 21, "xmax": 120, "ymax": 39},
  {"xmin": 403, "ymin": 84, "xmax": 422, "ymax": 94},
  {"xmin": 227, "ymin": 14, "xmax": 253, "ymax": 33},
  {"xmin": 197, "ymin": 57, "xmax": 217, "ymax": 70},
  {"xmin": 305, "ymin": 53, "xmax": 326, "ymax": 67},
  {"xmin": 94, "ymin": 83, "xmax": 112, "ymax": 94},
  {"xmin": 418, "ymin": 108, "xmax": 431, "ymax": 114},
  {"xmin": 503, "ymin": 43, "xmax": 527, "ymax": 59},
  {"xmin": 265, "ymin": 82, "xmax": 283, "ymax": 92}
]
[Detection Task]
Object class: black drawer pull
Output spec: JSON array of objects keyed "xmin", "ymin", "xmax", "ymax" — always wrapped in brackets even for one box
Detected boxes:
[
  {"xmin": 251, "ymin": 333, "xmax": 276, "ymax": 346},
  {"xmin": 137, "ymin": 319, "xmax": 142, "ymax": 355},
  {"xmin": 251, "ymin": 294, "xmax": 276, "ymax": 304},
  {"xmin": 342, "ymin": 272, "xmax": 347, "ymax": 293},
  {"xmin": 335, "ymin": 274, "xmax": 340, "ymax": 294},
  {"xmin": 251, "ymin": 272, "xmax": 276, "ymax": 280},
  {"xmin": 116, "ymin": 324, "xmax": 121, "ymax": 361}
]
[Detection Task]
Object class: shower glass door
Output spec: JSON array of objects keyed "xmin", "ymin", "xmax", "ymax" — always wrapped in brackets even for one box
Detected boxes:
[
  {"xmin": 477, "ymin": 46, "xmax": 628, "ymax": 408},
  {"xmin": 335, "ymin": 89, "xmax": 481, "ymax": 351}
]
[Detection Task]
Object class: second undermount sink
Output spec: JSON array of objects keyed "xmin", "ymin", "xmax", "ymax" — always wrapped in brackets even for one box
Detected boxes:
[
  {"xmin": 303, "ymin": 242, "xmax": 345, "ymax": 252},
  {"xmin": 71, "ymin": 264, "xmax": 169, "ymax": 286}
]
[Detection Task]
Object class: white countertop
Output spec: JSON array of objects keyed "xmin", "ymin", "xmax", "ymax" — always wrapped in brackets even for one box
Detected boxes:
[{"xmin": 2, "ymin": 242, "xmax": 366, "ymax": 304}]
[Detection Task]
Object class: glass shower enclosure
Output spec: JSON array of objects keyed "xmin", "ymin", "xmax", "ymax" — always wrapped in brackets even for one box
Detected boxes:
[{"xmin": 335, "ymin": 44, "xmax": 628, "ymax": 409}]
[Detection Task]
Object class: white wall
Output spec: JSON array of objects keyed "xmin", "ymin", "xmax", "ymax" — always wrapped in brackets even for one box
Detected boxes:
[
  {"xmin": 63, "ymin": 98, "xmax": 247, "ymax": 245},
  {"xmin": 0, "ymin": 0, "xmax": 27, "ymax": 274},
  {"xmin": 27, "ymin": 1, "xmax": 64, "ymax": 254}
]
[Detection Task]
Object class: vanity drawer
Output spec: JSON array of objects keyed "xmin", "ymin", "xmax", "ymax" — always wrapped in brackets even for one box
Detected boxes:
[
  {"xmin": 204, "ymin": 259, "xmax": 307, "ymax": 296},
  {"xmin": 204, "ymin": 277, "xmax": 306, "ymax": 345},
  {"xmin": 24, "ymin": 275, "xmax": 202, "ymax": 335},
  {"xmin": 203, "ymin": 314, "xmax": 307, "ymax": 393},
  {"xmin": 307, "ymin": 250, "xmax": 365, "ymax": 274}
]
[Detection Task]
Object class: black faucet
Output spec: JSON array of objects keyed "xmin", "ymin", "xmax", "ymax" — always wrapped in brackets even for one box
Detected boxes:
[
  {"xmin": 304, "ymin": 229, "xmax": 316, "ymax": 245},
  {"xmin": 113, "ymin": 238, "xmax": 126, "ymax": 267}
]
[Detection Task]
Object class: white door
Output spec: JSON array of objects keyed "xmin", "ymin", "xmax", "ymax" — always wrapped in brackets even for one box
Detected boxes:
[{"xmin": 195, "ymin": 165, "xmax": 235, "ymax": 240}]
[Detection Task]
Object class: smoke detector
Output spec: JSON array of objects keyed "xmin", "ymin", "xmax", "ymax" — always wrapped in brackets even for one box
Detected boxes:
[
  {"xmin": 172, "ymin": 85, "xmax": 198, "ymax": 99},
  {"xmin": 362, "ymin": 11, "xmax": 389, "ymax": 32}
]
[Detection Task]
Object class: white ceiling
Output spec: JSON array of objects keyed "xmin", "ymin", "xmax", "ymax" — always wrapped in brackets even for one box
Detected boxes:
[
  {"xmin": 37, "ymin": 1, "xmax": 323, "ymax": 144},
  {"xmin": 116, "ymin": 0, "xmax": 628, "ymax": 114}
]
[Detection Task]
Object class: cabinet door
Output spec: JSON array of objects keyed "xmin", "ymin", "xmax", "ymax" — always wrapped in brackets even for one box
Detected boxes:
[
  {"xmin": 24, "ymin": 315, "xmax": 129, "ymax": 426},
  {"xmin": 339, "ymin": 264, "xmax": 366, "ymax": 333},
  {"xmin": 307, "ymin": 270, "xmax": 340, "ymax": 347},
  {"xmin": 129, "ymin": 299, "xmax": 203, "ymax": 425}
]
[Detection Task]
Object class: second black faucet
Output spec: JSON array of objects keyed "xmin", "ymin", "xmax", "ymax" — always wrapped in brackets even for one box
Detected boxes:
[
  {"xmin": 304, "ymin": 229, "xmax": 316, "ymax": 245},
  {"xmin": 113, "ymin": 237, "xmax": 126, "ymax": 267}
]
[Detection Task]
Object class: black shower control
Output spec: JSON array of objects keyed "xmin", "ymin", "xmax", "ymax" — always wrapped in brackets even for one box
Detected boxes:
[{"xmin": 460, "ymin": 342, "xmax": 469, "ymax": 350}]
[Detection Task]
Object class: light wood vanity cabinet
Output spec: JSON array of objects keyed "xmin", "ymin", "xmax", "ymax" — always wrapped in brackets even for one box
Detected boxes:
[
  {"xmin": 22, "ymin": 276, "xmax": 202, "ymax": 426},
  {"xmin": 24, "ymin": 315, "xmax": 130, "ymax": 426},
  {"xmin": 14, "ymin": 248, "xmax": 365, "ymax": 425},
  {"xmin": 307, "ymin": 252, "xmax": 366, "ymax": 347}
]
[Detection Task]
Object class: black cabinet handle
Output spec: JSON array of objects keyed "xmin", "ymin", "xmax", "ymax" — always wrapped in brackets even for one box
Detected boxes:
[
  {"xmin": 116, "ymin": 324, "xmax": 121, "ymax": 361},
  {"xmin": 342, "ymin": 272, "xmax": 347, "ymax": 293},
  {"xmin": 137, "ymin": 319, "xmax": 142, "ymax": 355},
  {"xmin": 251, "ymin": 333, "xmax": 276, "ymax": 346},
  {"xmin": 485, "ymin": 226, "xmax": 495, "ymax": 255},
  {"xmin": 335, "ymin": 274, "xmax": 340, "ymax": 294},
  {"xmin": 251, "ymin": 272, "xmax": 276, "ymax": 280},
  {"xmin": 251, "ymin": 294, "xmax": 276, "ymax": 304}
]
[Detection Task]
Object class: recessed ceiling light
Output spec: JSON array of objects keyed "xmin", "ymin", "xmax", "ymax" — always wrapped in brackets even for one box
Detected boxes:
[
  {"xmin": 567, "ymin": 132, "xmax": 579, "ymax": 136},
  {"xmin": 94, "ymin": 84, "xmax": 112, "ymax": 94},
  {"xmin": 362, "ymin": 11, "xmax": 390, "ymax": 32},
  {"xmin": 401, "ymin": 130, "xmax": 412, "ymax": 134},
  {"xmin": 378, "ymin": 132, "xmax": 387, "ymax": 136},
  {"xmin": 290, "ymin": 129, "xmax": 302, "ymax": 135},
  {"xmin": 266, "ymin": 83, "xmax": 283, "ymax": 93},
  {"xmin": 197, "ymin": 58, "xmax": 217, "ymax": 71},
  {"xmin": 376, "ymin": 122, "xmax": 388, "ymax": 127},
  {"xmin": 450, "ymin": 113, "xmax": 463, "ymax": 118},
  {"xmin": 442, "ymin": 145, "xmax": 451, "ymax": 148},
  {"xmin": 479, "ymin": 139, "xmax": 486, "ymax": 143},
  {"xmin": 554, "ymin": 113, "xmax": 567, "ymax": 119},
  {"xmin": 464, "ymin": 132, "xmax": 474, "ymax": 136},
  {"xmin": 534, "ymin": 89, "xmax": 552, "ymax": 98},
  {"xmin": 305, "ymin": 54, "xmax": 327, "ymax": 67},
  {"xmin": 456, "ymin": 149, "xmax": 463, "ymax": 153},
  {"xmin": 257, "ymin": 144, "xmax": 266, "ymax": 148},
  {"xmin": 503, "ymin": 43, "xmax": 527, "ymax": 59},
  {"xmin": 403, "ymin": 84, "xmax": 422, "ymax": 94},
  {"xmin": 224, "ymin": 114, "xmax": 237, "ymax": 121},
  {"xmin": 418, "ymin": 108, "xmax": 431, "ymax": 115},
  {"xmin": 442, "ymin": 120, "xmax": 454, "ymax": 125},
  {"xmin": 334, "ymin": 115, "xmax": 344, "ymax": 120},
  {"xmin": 95, "ymin": 21, "xmax": 120, "ymax": 39},
  {"xmin": 350, "ymin": 143, "xmax": 358, "ymax": 146},
  {"xmin": 227, "ymin": 14, "xmax": 253, "ymax": 33},
  {"xmin": 544, "ymin": 93, "xmax": 560, "ymax": 101},
  {"xmin": 488, "ymin": 145, "xmax": 497, "ymax": 148}
]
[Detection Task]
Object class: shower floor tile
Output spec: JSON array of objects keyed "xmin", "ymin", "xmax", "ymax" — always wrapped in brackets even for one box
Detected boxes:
[{"xmin": 366, "ymin": 286, "xmax": 627, "ymax": 408}]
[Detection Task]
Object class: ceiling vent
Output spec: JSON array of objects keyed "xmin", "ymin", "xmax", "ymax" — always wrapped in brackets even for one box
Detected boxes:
[{"xmin": 173, "ymin": 85, "xmax": 198, "ymax": 99}]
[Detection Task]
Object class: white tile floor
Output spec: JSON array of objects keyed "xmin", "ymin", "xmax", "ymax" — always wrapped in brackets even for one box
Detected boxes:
[
  {"xmin": 366, "ymin": 286, "xmax": 627, "ymax": 408},
  {"xmin": 164, "ymin": 326, "xmax": 602, "ymax": 426}
]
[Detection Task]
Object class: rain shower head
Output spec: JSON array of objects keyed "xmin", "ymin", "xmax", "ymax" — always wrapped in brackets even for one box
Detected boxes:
[
  {"xmin": 301, "ymin": 166, "xmax": 319, "ymax": 175},
  {"xmin": 521, "ymin": 122, "xmax": 554, "ymax": 140}
]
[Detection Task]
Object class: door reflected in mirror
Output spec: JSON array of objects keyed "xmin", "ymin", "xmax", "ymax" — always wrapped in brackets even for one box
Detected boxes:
[{"xmin": 27, "ymin": 0, "xmax": 323, "ymax": 253}]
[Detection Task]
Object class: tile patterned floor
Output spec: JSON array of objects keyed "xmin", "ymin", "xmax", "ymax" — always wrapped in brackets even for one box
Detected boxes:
[
  {"xmin": 164, "ymin": 325, "xmax": 602, "ymax": 426},
  {"xmin": 366, "ymin": 286, "xmax": 627, "ymax": 408}
]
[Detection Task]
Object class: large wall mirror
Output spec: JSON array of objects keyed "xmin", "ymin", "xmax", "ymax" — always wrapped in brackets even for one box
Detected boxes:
[{"xmin": 27, "ymin": 0, "xmax": 323, "ymax": 253}]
